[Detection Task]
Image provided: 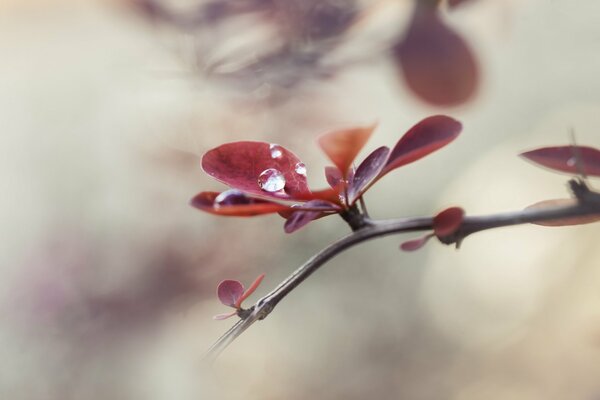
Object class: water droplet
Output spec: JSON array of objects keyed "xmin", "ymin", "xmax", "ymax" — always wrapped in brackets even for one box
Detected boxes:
[
  {"xmin": 295, "ymin": 162, "xmax": 307, "ymax": 176},
  {"xmin": 214, "ymin": 189, "xmax": 248, "ymax": 207},
  {"xmin": 269, "ymin": 144, "xmax": 283, "ymax": 159},
  {"xmin": 258, "ymin": 168, "xmax": 286, "ymax": 192},
  {"xmin": 567, "ymin": 157, "xmax": 576, "ymax": 167}
]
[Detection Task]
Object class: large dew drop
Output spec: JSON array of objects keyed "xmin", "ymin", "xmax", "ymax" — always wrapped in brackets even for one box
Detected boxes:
[
  {"xmin": 214, "ymin": 189, "xmax": 249, "ymax": 207},
  {"xmin": 295, "ymin": 162, "xmax": 307, "ymax": 176},
  {"xmin": 258, "ymin": 168, "xmax": 286, "ymax": 192},
  {"xmin": 269, "ymin": 144, "xmax": 283, "ymax": 159}
]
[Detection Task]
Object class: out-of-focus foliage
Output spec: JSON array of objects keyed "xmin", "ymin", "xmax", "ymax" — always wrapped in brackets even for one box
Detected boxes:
[{"xmin": 129, "ymin": 0, "xmax": 479, "ymax": 106}]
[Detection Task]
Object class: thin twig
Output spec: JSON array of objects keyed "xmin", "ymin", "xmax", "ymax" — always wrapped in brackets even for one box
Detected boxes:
[{"xmin": 204, "ymin": 180, "xmax": 600, "ymax": 362}]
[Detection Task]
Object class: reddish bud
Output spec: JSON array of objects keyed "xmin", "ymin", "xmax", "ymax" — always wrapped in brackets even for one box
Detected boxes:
[{"xmin": 433, "ymin": 207, "xmax": 464, "ymax": 237}]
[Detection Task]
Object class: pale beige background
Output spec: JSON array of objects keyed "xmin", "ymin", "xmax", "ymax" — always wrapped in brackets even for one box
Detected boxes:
[{"xmin": 2, "ymin": 0, "xmax": 600, "ymax": 399}]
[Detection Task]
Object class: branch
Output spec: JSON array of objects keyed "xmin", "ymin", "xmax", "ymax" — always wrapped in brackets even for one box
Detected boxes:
[{"xmin": 203, "ymin": 179, "xmax": 600, "ymax": 362}]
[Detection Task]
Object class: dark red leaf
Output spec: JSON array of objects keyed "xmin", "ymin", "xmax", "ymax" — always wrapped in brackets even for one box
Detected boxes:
[
  {"xmin": 190, "ymin": 191, "xmax": 290, "ymax": 217},
  {"xmin": 520, "ymin": 145, "xmax": 600, "ymax": 177},
  {"xmin": 400, "ymin": 234, "xmax": 434, "ymax": 251},
  {"xmin": 283, "ymin": 200, "xmax": 338, "ymax": 233},
  {"xmin": 202, "ymin": 141, "xmax": 310, "ymax": 199},
  {"xmin": 433, "ymin": 207, "xmax": 464, "ymax": 236},
  {"xmin": 216, "ymin": 279, "xmax": 244, "ymax": 307},
  {"xmin": 235, "ymin": 273, "xmax": 265, "ymax": 308},
  {"xmin": 348, "ymin": 146, "xmax": 390, "ymax": 203},
  {"xmin": 392, "ymin": 5, "xmax": 478, "ymax": 106},
  {"xmin": 379, "ymin": 115, "xmax": 461, "ymax": 177},
  {"xmin": 525, "ymin": 199, "xmax": 600, "ymax": 226},
  {"xmin": 318, "ymin": 125, "xmax": 376, "ymax": 177}
]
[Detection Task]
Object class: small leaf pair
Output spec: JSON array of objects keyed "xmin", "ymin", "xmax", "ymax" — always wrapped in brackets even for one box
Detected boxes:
[
  {"xmin": 400, "ymin": 207, "xmax": 465, "ymax": 251},
  {"xmin": 191, "ymin": 115, "xmax": 462, "ymax": 233},
  {"xmin": 213, "ymin": 274, "xmax": 265, "ymax": 320}
]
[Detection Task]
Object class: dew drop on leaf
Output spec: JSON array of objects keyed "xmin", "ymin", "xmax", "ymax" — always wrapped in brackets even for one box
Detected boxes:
[
  {"xmin": 258, "ymin": 168, "xmax": 286, "ymax": 192},
  {"xmin": 213, "ymin": 189, "xmax": 249, "ymax": 207},
  {"xmin": 269, "ymin": 144, "xmax": 283, "ymax": 159},
  {"xmin": 295, "ymin": 162, "xmax": 307, "ymax": 176}
]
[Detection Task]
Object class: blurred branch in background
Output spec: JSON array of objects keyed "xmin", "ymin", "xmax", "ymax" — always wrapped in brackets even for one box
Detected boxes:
[{"xmin": 126, "ymin": 0, "xmax": 479, "ymax": 106}]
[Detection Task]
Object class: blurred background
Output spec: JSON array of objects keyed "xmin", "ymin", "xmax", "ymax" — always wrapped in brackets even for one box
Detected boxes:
[{"xmin": 2, "ymin": 0, "xmax": 600, "ymax": 399}]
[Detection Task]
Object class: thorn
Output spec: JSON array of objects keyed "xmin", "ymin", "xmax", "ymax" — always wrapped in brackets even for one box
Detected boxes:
[{"xmin": 568, "ymin": 127, "xmax": 588, "ymax": 180}]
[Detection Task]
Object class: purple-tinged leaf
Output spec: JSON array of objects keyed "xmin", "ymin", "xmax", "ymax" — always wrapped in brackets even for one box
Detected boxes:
[
  {"xmin": 379, "ymin": 115, "xmax": 461, "ymax": 178},
  {"xmin": 276, "ymin": 197, "xmax": 340, "ymax": 220},
  {"xmin": 318, "ymin": 125, "xmax": 376, "ymax": 177},
  {"xmin": 525, "ymin": 199, "xmax": 600, "ymax": 226},
  {"xmin": 235, "ymin": 274, "xmax": 265, "ymax": 308},
  {"xmin": 348, "ymin": 146, "xmax": 390, "ymax": 203},
  {"xmin": 202, "ymin": 141, "xmax": 310, "ymax": 199},
  {"xmin": 520, "ymin": 145, "xmax": 600, "ymax": 177},
  {"xmin": 433, "ymin": 207, "xmax": 464, "ymax": 237},
  {"xmin": 325, "ymin": 166, "xmax": 343, "ymax": 189},
  {"xmin": 284, "ymin": 210, "xmax": 324, "ymax": 233},
  {"xmin": 216, "ymin": 280, "xmax": 244, "ymax": 307},
  {"xmin": 190, "ymin": 191, "xmax": 290, "ymax": 217},
  {"xmin": 400, "ymin": 234, "xmax": 434, "ymax": 252},
  {"xmin": 213, "ymin": 311, "xmax": 237, "ymax": 320},
  {"xmin": 392, "ymin": 5, "xmax": 478, "ymax": 106},
  {"xmin": 283, "ymin": 200, "xmax": 338, "ymax": 233}
]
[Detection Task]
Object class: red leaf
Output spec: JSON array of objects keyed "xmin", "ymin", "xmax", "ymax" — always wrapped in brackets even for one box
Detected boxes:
[
  {"xmin": 525, "ymin": 199, "xmax": 600, "ymax": 226},
  {"xmin": 190, "ymin": 191, "xmax": 290, "ymax": 217},
  {"xmin": 348, "ymin": 146, "xmax": 390, "ymax": 203},
  {"xmin": 216, "ymin": 280, "xmax": 244, "ymax": 307},
  {"xmin": 400, "ymin": 234, "xmax": 434, "ymax": 251},
  {"xmin": 235, "ymin": 273, "xmax": 265, "ymax": 308},
  {"xmin": 292, "ymin": 187, "xmax": 343, "ymax": 205},
  {"xmin": 392, "ymin": 6, "xmax": 478, "ymax": 106},
  {"xmin": 318, "ymin": 125, "xmax": 376, "ymax": 177},
  {"xmin": 202, "ymin": 141, "xmax": 310, "ymax": 199},
  {"xmin": 379, "ymin": 115, "xmax": 462, "ymax": 177},
  {"xmin": 433, "ymin": 207, "xmax": 464, "ymax": 236},
  {"xmin": 520, "ymin": 145, "xmax": 600, "ymax": 177}
]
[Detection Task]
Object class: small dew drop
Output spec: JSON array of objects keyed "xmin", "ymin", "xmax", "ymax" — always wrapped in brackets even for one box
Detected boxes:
[
  {"xmin": 214, "ymin": 189, "xmax": 249, "ymax": 207},
  {"xmin": 269, "ymin": 144, "xmax": 283, "ymax": 159},
  {"xmin": 567, "ymin": 157, "xmax": 576, "ymax": 167},
  {"xmin": 295, "ymin": 162, "xmax": 307, "ymax": 176},
  {"xmin": 258, "ymin": 168, "xmax": 286, "ymax": 192}
]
